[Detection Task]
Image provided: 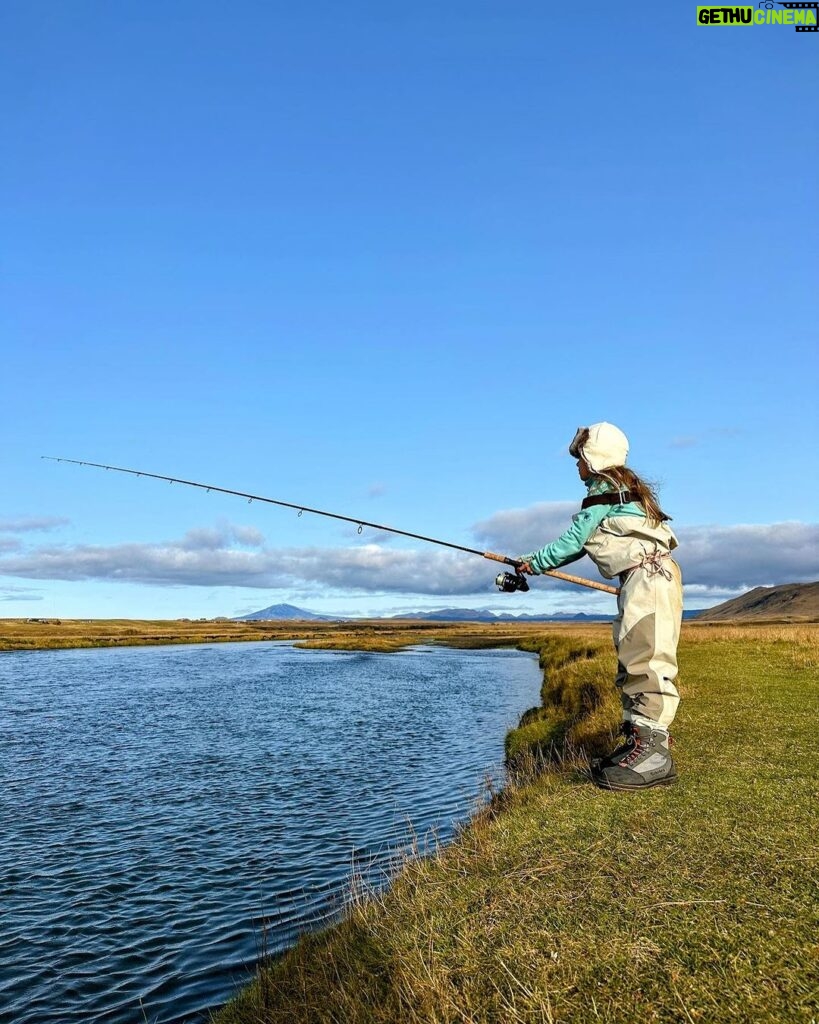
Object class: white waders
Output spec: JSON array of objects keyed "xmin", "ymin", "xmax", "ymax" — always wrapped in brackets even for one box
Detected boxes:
[
  {"xmin": 614, "ymin": 555, "xmax": 682, "ymax": 730},
  {"xmin": 583, "ymin": 515, "xmax": 683, "ymax": 732}
]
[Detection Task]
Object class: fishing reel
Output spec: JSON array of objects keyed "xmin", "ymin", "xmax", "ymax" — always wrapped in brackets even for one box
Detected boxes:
[{"xmin": 495, "ymin": 571, "xmax": 530, "ymax": 593}]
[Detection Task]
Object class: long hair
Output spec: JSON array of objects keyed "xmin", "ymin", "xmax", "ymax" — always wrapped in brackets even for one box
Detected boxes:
[{"xmin": 596, "ymin": 466, "xmax": 669, "ymax": 526}]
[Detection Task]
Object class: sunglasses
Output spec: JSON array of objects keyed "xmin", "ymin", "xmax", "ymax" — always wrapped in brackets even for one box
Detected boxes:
[{"xmin": 568, "ymin": 427, "xmax": 590, "ymax": 459}]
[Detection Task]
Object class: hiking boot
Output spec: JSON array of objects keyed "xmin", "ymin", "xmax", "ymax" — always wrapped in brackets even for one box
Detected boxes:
[
  {"xmin": 591, "ymin": 722, "xmax": 638, "ymax": 772},
  {"xmin": 592, "ymin": 723, "xmax": 677, "ymax": 791}
]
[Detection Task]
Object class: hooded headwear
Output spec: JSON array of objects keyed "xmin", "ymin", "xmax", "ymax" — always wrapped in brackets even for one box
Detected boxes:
[{"xmin": 569, "ymin": 422, "xmax": 629, "ymax": 473}]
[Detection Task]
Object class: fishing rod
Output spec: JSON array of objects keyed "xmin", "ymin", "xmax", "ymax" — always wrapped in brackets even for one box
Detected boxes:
[{"xmin": 42, "ymin": 457, "xmax": 619, "ymax": 596}]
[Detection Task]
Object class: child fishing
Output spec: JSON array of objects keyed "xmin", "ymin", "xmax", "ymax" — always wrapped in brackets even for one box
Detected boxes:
[{"xmin": 517, "ymin": 423, "xmax": 683, "ymax": 791}]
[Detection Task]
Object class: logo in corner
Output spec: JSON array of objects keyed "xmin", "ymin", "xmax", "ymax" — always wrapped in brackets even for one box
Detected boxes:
[{"xmin": 696, "ymin": 2, "xmax": 819, "ymax": 30}]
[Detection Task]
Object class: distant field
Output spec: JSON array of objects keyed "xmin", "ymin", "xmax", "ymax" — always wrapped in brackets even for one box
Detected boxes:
[
  {"xmin": 0, "ymin": 617, "xmax": 607, "ymax": 653},
  {"xmin": 3, "ymin": 616, "xmax": 817, "ymax": 655}
]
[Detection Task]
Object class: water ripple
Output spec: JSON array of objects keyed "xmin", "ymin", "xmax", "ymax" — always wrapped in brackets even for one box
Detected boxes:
[{"xmin": 0, "ymin": 641, "xmax": 540, "ymax": 1023}]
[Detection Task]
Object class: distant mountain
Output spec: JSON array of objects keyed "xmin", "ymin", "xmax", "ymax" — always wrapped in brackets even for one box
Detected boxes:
[
  {"xmin": 234, "ymin": 603, "xmax": 341, "ymax": 621},
  {"xmin": 390, "ymin": 608, "xmax": 614, "ymax": 623},
  {"xmin": 695, "ymin": 582, "xmax": 819, "ymax": 622},
  {"xmin": 234, "ymin": 603, "xmax": 613, "ymax": 623},
  {"xmin": 234, "ymin": 603, "xmax": 709, "ymax": 625}
]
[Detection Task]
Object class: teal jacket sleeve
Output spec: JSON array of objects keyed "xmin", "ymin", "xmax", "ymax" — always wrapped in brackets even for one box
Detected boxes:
[{"xmin": 520, "ymin": 504, "xmax": 611, "ymax": 573}]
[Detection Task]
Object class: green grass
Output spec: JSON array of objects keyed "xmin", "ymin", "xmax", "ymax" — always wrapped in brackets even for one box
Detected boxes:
[
  {"xmin": 505, "ymin": 634, "xmax": 622, "ymax": 767},
  {"xmin": 212, "ymin": 626, "xmax": 819, "ymax": 1024}
]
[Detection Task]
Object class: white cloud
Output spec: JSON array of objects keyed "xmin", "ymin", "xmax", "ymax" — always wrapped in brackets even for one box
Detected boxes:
[
  {"xmin": 0, "ymin": 516, "xmax": 70, "ymax": 533},
  {"xmin": 178, "ymin": 522, "xmax": 265, "ymax": 551},
  {"xmin": 0, "ymin": 534, "xmax": 491, "ymax": 594},
  {"xmin": 673, "ymin": 522, "xmax": 819, "ymax": 589},
  {"xmin": 474, "ymin": 503, "xmax": 819, "ymax": 590},
  {"xmin": 0, "ymin": 508, "xmax": 815, "ymax": 597},
  {"xmin": 472, "ymin": 502, "xmax": 578, "ymax": 556},
  {"xmin": 668, "ymin": 427, "xmax": 742, "ymax": 449},
  {"xmin": 0, "ymin": 584, "xmax": 43, "ymax": 602}
]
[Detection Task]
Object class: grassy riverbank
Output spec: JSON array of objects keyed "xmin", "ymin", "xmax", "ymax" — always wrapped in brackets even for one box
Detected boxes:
[{"xmin": 213, "ymin": 624, "xmax": 819, "ymax": 1024}]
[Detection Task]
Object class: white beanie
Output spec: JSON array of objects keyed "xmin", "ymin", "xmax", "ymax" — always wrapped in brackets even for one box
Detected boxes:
[{"xmin": 572, "ymin": 422, "xmax": 629, "ymax": 472}]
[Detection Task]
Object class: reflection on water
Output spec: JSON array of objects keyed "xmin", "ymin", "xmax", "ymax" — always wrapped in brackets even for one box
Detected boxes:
[{"xmin": 0, "ymin": 641, "xmax": 540, "ymax": 1023}]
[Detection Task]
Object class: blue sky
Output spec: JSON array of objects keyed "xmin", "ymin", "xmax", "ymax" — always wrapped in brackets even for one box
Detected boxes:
[{"xmin": 1, "ymin": 1, "xmax": 817, "ymax": 619}]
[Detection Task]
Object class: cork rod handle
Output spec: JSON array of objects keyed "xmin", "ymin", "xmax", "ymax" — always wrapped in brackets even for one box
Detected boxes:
[{"xmin": 482, "ymin": 551, "xmax": 619, "ymax": 596}]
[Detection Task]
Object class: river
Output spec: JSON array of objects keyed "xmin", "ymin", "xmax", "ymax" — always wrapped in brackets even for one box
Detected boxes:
[{"xmin": 0, "ymin": 640, "xmax": 541, "ymax": 1023}]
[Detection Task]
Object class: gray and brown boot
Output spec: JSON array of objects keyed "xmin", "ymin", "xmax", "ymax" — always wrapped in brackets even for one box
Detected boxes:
[{"xmin": 592, "ymin": 723, "xmax": 677, "ymax": 791}]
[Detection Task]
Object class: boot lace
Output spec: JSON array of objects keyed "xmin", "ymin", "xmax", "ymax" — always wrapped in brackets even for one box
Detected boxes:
[{"xmin": 619, "ymin": 734, "xmax": 649, "ymax": 767}]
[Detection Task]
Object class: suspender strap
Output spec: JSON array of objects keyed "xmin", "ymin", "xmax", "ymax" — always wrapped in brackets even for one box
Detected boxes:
[
  {"xmin": 581, "ymin": 491, "xmax": 672, "ymax": 521},
  {"xmin": 581, "ymin": 491, "xmax": 639, "ymax": 509}
]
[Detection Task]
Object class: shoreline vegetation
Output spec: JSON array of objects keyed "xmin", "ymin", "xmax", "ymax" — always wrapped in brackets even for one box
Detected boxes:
[{"xmin": 5, "ymin": 619, "xmax": 817, "ymax": 1022}]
